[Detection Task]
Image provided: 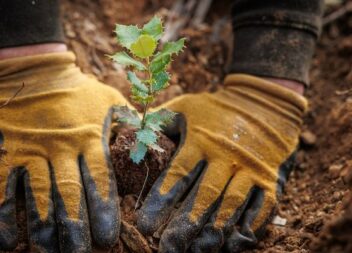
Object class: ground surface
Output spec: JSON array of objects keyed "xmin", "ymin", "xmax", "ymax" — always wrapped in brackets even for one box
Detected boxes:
[{"xmin": 2, "ymin": 0, "xmax": 352, "ymax": 252}]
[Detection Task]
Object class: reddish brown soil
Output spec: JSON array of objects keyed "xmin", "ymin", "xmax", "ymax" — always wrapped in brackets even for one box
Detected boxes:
[
  {"xmin": 110, "ymin": 128, "xmax": 175, "ymax": 198},
  {"xmin": 311, "ymin": 165, "xmax": 352, "ymax": 253},
  {"xmin": 3, "ymin": 0, "xmax": 352, "ymax": 252}
]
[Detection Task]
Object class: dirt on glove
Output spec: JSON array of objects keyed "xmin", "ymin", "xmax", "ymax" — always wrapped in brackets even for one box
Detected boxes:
[{"xmin": 2, "ymin": 0, "xmax": 352, "ymax": 252}]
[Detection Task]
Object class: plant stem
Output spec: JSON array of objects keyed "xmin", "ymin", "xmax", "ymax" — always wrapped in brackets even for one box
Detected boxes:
[
  {"xmin": 141, "ymin": 101, "xmax": 149, "ymax": 129},
  {"xmin": 141, "ymin": 57, "xmax": 152, "ymax": 129}
]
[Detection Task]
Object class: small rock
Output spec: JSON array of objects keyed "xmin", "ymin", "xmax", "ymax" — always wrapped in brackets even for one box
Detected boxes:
[
  {"xmin": 329, "ymin": 164, "xmax": 344, "ymax": 179},
  {"xmin": 296, "ymin": 150, "xmax": 306, "ymax": 164},
  {"xmin": 333, "ymin": 191, "xmax": 342, "ymax": 201},
  {"xmin": 303, "ymin": 195, "xmax": 311, "ymax": 202},
  {"xmin": 300, "ymin": 130, "xmax": 317, "ymax": 146},
  {"xmin": 121, "ymin": 195, "xmax": 137, "ymax": 213},
  {"xmin": 341, "ymin": 160, "xmax": 352, "ymax": 185},
  {"xmin": 272, "ymin": 215, "xmax": 287, "ymax": 226}
]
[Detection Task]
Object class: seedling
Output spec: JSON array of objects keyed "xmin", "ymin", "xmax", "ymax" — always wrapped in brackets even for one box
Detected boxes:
[{"xmin": 110, "ymin": 16, "xmax": 185, "ymax": 164}]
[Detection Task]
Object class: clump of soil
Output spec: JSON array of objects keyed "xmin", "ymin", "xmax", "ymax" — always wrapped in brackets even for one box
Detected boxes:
[
  {"xmin": 110, "ymin": 128, "xmax": 175, "ymax": 197},
  {"xmin": 109, "ymin": 128, "xmax": 176, "ymax": 253}
]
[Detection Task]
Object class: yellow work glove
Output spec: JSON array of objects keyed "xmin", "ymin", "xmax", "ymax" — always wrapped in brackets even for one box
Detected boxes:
[
  {"xmin": 0, "ymin": 52, "xmax": 129, "ymax": 252},
  {"xmin": 137, "ymin": 74, "xmax": 307, "ymax": 253}
]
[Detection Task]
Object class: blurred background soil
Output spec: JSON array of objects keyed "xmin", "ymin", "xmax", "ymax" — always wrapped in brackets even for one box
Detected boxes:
[{"xmin": 2, "ymin": 0, "xmax": 352, "ymax": 252}]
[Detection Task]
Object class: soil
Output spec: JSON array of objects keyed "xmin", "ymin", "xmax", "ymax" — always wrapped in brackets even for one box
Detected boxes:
[
  {"xmin": 110, "ymin": 128, "xmax": 175, "ymax": 198},
  {"xmin": 2, "ymin": 0, "xmax": 352, "ymax": 252}
]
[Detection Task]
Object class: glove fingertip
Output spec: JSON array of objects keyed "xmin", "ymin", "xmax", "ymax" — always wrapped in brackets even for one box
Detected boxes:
[
  {"xmin": 90, "ymin": 208, "xmax": 120, "ymax": 249},
  {"xmin": 0, "ymin": 227, "xmax": 17, "ymax": 251},
  {"xmin": 136, "ymin": 211, "xmax": 159, "ymax": 236},
  {"xmin": 223, "ymin": 229, "xmax": 256, "ymax": 253}
]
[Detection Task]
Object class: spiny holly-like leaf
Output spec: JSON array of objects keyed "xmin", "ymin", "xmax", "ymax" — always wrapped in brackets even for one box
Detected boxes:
[
  {"xmin": 110, "ymin": 52, "xmax": 146, "ymax": 70},
  {"xmin": 144, "ymin": 115, "xmax": 162, "ymax": 131},
  {"xmin": 136, "ymin": 129, "xmax": 158, "ymax": 145},
  {"xmin": 130, "ymin": 141, "xmax": 148, "ymax": 164},
  {"xmin": 113, "ymin": 105, "xmax": 141, "ymax": 128},
  {"xmin": 142, "ymin": 16, "xmax": 163, "ymax": 41},
  {"xmin": 145, "ymin": 109, "xmax": 176, "ymax": 131},
  {"xmin": 130, "ymin": 34, "xmax": 157, "ymax": 59},
  {"xmin": 127, "ymin": 71, "xmax": 148, "ymax": 92},
  {"xmin": 150, "ymin": 55, "xmax": 171, "ymax": 74},
  {"xmin": 155, "ymin": 109, "xmax": 177, "ymax": 124},
  {"xmin": 115, "ymin": 24, "xmax": 141, "ymax": 49},
  {"xmin": 153, "ymin": 38, "xmax": 185, "ymax": 62},
  {"xmin": 152, "ymin": 71, "xmax": 169, "ymax": 92}
]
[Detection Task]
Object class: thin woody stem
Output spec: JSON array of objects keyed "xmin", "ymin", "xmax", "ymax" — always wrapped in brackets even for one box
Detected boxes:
[
  {"xmin": 134, "ymin": 161, "xmax": 150, "ymax": 210},
  {"xmin": 0, "ymin": 82, "xmax": 24, "ymax": 109},
  {"xmin": 141, "ymin": 57, "xmax": 152, "ymax": 129},
  {"xmin": 141, "ymin": 101, "xmax": 149, "ymax": 129}
]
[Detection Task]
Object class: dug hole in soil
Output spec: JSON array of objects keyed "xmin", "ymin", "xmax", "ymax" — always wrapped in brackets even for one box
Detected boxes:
[{"xmin": 2, "ymin": 0, "xmax": 352, "ymax": 252}]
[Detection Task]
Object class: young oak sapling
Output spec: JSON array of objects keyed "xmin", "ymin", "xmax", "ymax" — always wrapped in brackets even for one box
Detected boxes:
[{"xmin": 110, "ymin": 16, "xmax": 185, "ymax": 164}]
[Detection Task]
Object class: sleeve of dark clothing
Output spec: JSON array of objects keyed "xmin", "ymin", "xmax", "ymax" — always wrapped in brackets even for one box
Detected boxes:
[
  {"xmin": 229, "ymin": 0, "xmax": 324, "ymax": 86},
  {"xmin": 0, "ymin": 0, "xmax": 65, "ymax": 49}
]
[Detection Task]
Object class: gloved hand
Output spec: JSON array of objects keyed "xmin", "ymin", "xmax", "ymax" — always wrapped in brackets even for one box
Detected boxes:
[
  {"xmin": 0, "ymin": 52, "xmax": 129, "ymax": 252},
  {"xmin": 137, "ymin": 74, "xmax": 307, "ymax": 252}
]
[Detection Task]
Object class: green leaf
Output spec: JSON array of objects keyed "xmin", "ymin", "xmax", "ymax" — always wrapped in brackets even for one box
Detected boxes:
[
  {"xmin": 110, "ymin": 52, "xmax": 146, "ymax": 70},
  {"xmin": 113, "ymin": 105, "xmax": 141, "ymax": 128},
  {"xmin": 153, "ymin": 38, "xmax": 185, "ymax": 62},
  {"xmin": 130, "ymin": 141, "xmax": 148, "ymax": 164},
  {"xmin": 130, "ymin": 34, "xmax": 157, "ymax": 59},
  {"xmin": 115, "ymin": 24, "xmax": 141, "ymax": 49},
  {"xmin": 150, "ymin": 55, "xmax": 171, "ymax": 74},
  {"xmin": 142, "ymin": 16, "xmax": 163, "ymax": 40},
  {"xmin": 127, "ymin": 71, "xmax": 148, "ymax": 93},
  {"xmin": 131, "ymin": 87, "xmax": 153, "ymax": 105},
  {"xmin": 145, "ymin": 115, "xmax": 163, "ymax": 131},
  {"xmin": 155, "ymin": 109, "xmax": 177, "ymax": 124},
  {"xmin": 145, "ymin": 109, "xmax": 176, "ymax": 131},
  {"xmin": 136, "ymin": 129, "xmax": 158, "ymax": 145},
  {"xmin": 152, "ymin": 71, "xmax": 169, "ymax": 92}
]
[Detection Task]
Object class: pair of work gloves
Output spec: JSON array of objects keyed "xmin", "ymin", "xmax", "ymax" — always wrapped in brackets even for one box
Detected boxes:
[{"xmin": 0, "ymin": 52, "xmax": 307, "ymax": 253}]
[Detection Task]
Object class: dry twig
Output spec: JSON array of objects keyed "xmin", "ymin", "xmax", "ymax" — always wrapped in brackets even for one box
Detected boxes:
[
  {"xmin": 162, "ymin": 0, "xmax": 214, "ymax": 42},
  {"xmin": 120, "ymin": 220, "xmax": 152, "ymax": 253},
  {"xmin": 323, "ymin": 2, "xmax": 352, "ymax": 26},
  {"xmin": 0, "ymin": 82, "xmax": 25, "ymax": 109},
  {"xmin": 335, "ymin": 88, "xmax": 352, "ymax": 95},
  {"xmin": 191, "ymin": 0, "xmax": 213, "ymax": 27}
]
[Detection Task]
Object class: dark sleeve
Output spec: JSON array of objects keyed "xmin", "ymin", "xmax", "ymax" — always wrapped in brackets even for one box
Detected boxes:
[
  {"xmin": 0, "ymin": 0, "xmax": 65, "ymax": 49},
  {"xmin": 228, "ymin": 0, "xmax": 324, "ymax": 86}
]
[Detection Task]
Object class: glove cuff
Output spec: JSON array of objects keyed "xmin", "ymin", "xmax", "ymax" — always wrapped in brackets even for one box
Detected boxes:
[
  {"xmin": 224, "ymin": 74, "xmax": 308, "ymax": 113},
  {"xmin": 0, "ymin": 52, "xmax": 82, "ymax": 98}
]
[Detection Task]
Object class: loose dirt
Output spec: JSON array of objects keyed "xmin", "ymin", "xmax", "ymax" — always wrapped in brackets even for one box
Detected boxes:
[
  {"xmin": 110, "ymin": 128, "xmax": 175, "ymax": 198},
  {"xmin": 2, "ymin": 0, "xmax": 352, "ymax": 252}
]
